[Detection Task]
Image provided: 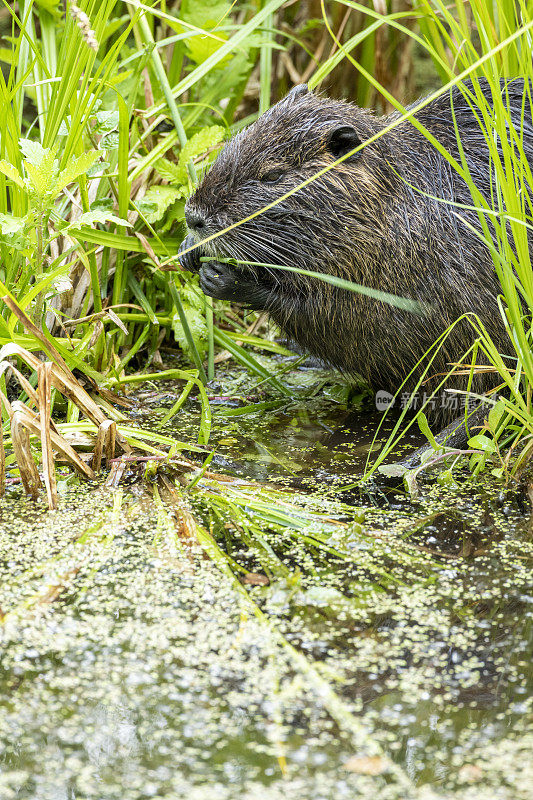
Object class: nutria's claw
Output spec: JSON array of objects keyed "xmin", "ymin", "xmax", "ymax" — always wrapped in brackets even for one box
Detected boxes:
[{"xmin": 178, "ymin": 234, "xmax": 202, "ymax": 272}]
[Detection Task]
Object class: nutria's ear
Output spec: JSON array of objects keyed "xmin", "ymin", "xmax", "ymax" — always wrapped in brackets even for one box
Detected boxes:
[
  {"xmin": 285, "ymin": 84, "xmax": 310, "ymax": 103},
  {"xmin": 327, "ymin": 125, "xmax": 362, "ymax": 160}
]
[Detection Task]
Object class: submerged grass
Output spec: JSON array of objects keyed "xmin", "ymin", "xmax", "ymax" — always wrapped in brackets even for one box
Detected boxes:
[{"xmin": 0, "ymin": 441, "xmax": 531, "ymax": 796}]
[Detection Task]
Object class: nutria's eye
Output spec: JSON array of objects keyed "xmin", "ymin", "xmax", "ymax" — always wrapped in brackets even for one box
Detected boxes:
[{"xmin": 261, "ymin": 169, "xmax": 284, "ymax": 184}]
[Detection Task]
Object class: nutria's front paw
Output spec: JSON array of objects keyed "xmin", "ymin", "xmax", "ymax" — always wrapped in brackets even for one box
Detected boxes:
[
  {"xmin": 199, "ymin": 261, "xmax": 241, "ymax": 301},
  {"xmin": 178, "ymin": 234, "xmax": 203, "ymax": 272},
  {"xmin": 199, "ymin": 262, "xmax": 271, "ymax": 310}
]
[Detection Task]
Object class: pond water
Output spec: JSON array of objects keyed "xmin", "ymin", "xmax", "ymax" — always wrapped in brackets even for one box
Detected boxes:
[{"xmin": 0, "ymin": 361, "xmax": 531, "ymax": 799}]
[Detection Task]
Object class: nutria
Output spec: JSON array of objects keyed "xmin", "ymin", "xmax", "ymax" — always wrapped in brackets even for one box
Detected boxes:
[{"xmin": 179, "ymin": 80, "xmax": 533, "ymax": 429}]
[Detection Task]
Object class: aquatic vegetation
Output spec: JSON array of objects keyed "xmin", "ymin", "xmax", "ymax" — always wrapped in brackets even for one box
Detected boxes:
[{"xmin": 0, "ymin": 415, "xmax": 531, "ymax": 798}]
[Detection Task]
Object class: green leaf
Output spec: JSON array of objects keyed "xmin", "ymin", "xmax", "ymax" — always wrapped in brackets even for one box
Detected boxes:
[
  {"xmin": 160, "ymin": 199, "xmax": 186, "ymax": 233},
  {"xmin": 24, "ymin": 160, "xmax": 53, "ymax": 197},
  {"xmin": 155, "ymin": 157, "xmax": 182, "ymax": 184},
  {"xmin": 213, "ymin": 327, "xmax": 289, "ymax": 394},
  {"xmin": 100, "ymin": 132, "xmax": 120, "ymax": 150},
  {"xmin": 55, "ymin": 151, "xmax": 101, "ymax": 193},
  {"xmin": 0, "ymin": 211, "xmax": 29, "ymax": 249},
  {"xmin": 150, "ymin": 0, "xmax": 287, "ymax": 115},
  {"xmin": 437, "ymin": 468, "xmax": 455, "ymax": 487},
  {"xmin": 19, "ymin": 138, "xmax": 50, "ymax": 167},
  {"xmin": 467, "ymin": 434, "xmax": 496, "ymax": 453},
  {"xmin": 0, "ymin": 160, "xmax": 24, "ymax": 188},
  {"xmin": 171, "ymin": 280, "xmax": 208, "ymax": 360},
  {"xmin": 0, "ymin": 48, "xmax": 17, "ymax": 66},
  {"xmin": 196, "ymin": 380, "xmax": 212, "ymax": 445},
  {"xmin": 126, "ymin": 273, "xmax": 158, "ymax": 325},
  {"xmin": 378, "ymin": 462, "xmax": 409, "ymax": 478},
  {"xmin": 67, "ymin": 209, "xmax": 132, "ymax": 229},
  {"xmin": 187, "ymin": 33, "xmax": 231, "ymax": 69},
  {"xmin": 35, "ymin": 0, "xmax": 61, "ymax": 15},
  {"xmin": 90, "ymin": 197, "xmax": 115, "ymax": 213},
  {"xmin": 175, "ymin": 125, "xmax": 225, "ymax": 185},
  {"xmin": 0, "ymin": 213, "xmax": 26, "ymax": 235},
  {"xmin": 469, "ymin": 452, "xmax": 486, "ymax": 473},
  {"xmin": 487, "ymin": 399, "xmax": 506, "ymax": 434},
  {"xmin": 416, "ymin": 411, "xmax": 439, "ymax": 450},
  {"xmin": 404, "ymin": 470, "xmax": 420, "ymax": 500},
  {"xmin": 93, "ymin": 109, "xmax": 119, "ymax": 135},
  {"xmin": 181, "ymin": 0, "xmax": 230, "ymax": 30},
  {"xmin": 322, "ymin": 383, "xmax": 353, "ymax": 405},
  {"xmin": 20, "ymin": 141, "xmax": 58, "ymax": 197},
  {"xmin": 87, "ymin": 160, "xmax": 110, "ymax": 177},
  {"xmin": 138, "ymin": 185, "xmax": 183, "ymax": 223}
]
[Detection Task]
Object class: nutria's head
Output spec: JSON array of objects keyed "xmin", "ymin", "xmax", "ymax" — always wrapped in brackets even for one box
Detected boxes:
[{"xmin": 184, "ymin": 85, "xmax": 398, "ymax": 281}]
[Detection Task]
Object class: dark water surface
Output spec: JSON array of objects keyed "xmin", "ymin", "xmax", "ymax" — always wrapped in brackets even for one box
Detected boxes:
[{"xmin": 0, "ymin": 364, "xmax": 531, "ymax": 799}]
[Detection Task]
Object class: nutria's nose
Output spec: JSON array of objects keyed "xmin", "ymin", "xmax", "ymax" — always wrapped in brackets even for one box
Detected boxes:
[{"xmin": 185, "ymin": 208, "xmax": 206, "ymax": 232}]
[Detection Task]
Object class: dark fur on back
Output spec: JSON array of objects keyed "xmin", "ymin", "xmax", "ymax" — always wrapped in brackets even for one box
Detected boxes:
[{"xmin": 181, "ymin": 80, "xmax": 533, "ymax": 423}]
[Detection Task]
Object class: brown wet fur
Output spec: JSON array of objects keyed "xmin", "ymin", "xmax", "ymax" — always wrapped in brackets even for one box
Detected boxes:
[{"xmin": 180, "ymin": 81, "xmax": 533, "ymax": 424}]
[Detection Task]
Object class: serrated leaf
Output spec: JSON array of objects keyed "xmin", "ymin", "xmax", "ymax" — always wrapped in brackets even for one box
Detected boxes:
[
  {"xmin": 94, "ymin": 109, "xmax": 119, "ymax": 134},
  {"xmin": 20, "ymin": 140, "xmax": 58, "ymax": 186},
  {"xmin": 100, "ymin": 131, "xmax": 120, "ymax": 150},
  {"xmin": 138, "ymin": 185, "xmax": 183, "ymax": 223},
  {"xmin": 203, "ymin": 50, "xmax": 252, "ymax": 106},
  {"xmin": 0, "ymin": 213, "xmax": 26, "ymax": 235},
  {"xmin": 87, "ymin": 160, "xmax": 109, "ymax": 177},
  {"xmin": 19, "ymin": 138, "xmax": 48, "ymax": 166},
  {"xmin": 0, "ymin": 160, "xmax": 24, "ymax": 188},
  {"xmin": 181, "ymin": 0, "xmax": 230, "ymax": 29},
  {"xmin": 175, "ymin": 125, "xmax": 225, "ymax": 185},
  {"xmin": 171, "ymin": 278, "xmax": 208, "ymax": 360},
  {"xmin": 160, "ymin": 199, "xmax": 186, "ymax": 233},
  {"xmin": 0, "ymin": 211, "xmax": 30, "ymax": 248},
  {"xmin": 172, "ymin": 303, "xmax": 208, "ymax": 360},
  {"xmin": 55, "ymin": 151, "xmax": 101, "ymax": 192},
  {"xmin": 90, "ymin": 197, "xmax": 114, "ymax": 213},
  {"xmin": 187, "ymin": 33, "xmax": 231, "ymax": 68},
  {"xmin": 155, "ymin": 157, "xmax": 182, "ymax": 184},
  {"xmin": 24, "ymin": 160, "xmax": 53, "ymax": 196},
  {"xmin": 68, "ymin": 209, "xmax": 132, "ymax": 229}
]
